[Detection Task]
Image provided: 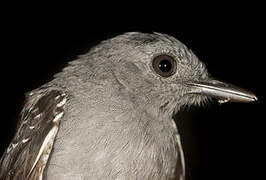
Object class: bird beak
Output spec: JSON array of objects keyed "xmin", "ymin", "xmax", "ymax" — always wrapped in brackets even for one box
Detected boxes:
[{"xmin": 186, "ymin": 79, "xmax": 257, "ymax": 103}]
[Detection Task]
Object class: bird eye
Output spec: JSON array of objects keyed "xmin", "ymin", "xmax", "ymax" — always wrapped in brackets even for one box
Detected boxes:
[{"xmin": 152, "ymin": 55, "xmax": 176, "ymax": 77}]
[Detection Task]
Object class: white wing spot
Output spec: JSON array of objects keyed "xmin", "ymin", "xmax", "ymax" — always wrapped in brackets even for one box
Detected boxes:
[
  {"xmin": 29, "ymin": 92, "xmax": 34, "ymax": 96},
  {"xmin": 7, "ymin": 145, "xmax": 13, "ymax": 153},
  {"xmin": 37, "ymin": 94, "xmax": 42, "ymax": 98},
  {"xmin": 34, "ymin": 113, "xmax": 41, "ymax": 119},
  {"xmin": 22, "ymin": 120, "xmax": 28, "ymax": 124},
  {"xmin": 29, "ymin": 126, "xmax": 35, "ymax": 129},
  {"xmin": 53, "ymin": 111, "xmax": 64, "ymax": 123},
  {"xmin": 55, "ymin": 95, "xmax": 61, "ymax": 100},
  {"xmin": 56, "ymin": 98, "xmax": 67, "ymax": 108},
  {"xmin": 11, "ymin": 143, "xmax": 18, "ymax": 149},
  {"xmin": 32, "ymin": 107, "xmax": 39, "ymax": 114},
  {"xmin": 6, "ymin": 142, "xmax": 19, "ymax": 153},
  {"xmin": 22, "ymin": 138, "xmax": 30, "ymax": 143}
]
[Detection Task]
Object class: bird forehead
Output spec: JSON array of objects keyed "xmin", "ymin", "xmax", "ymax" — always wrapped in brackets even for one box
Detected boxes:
[
  {"xmin": 121, "ymin": 32, "xmax": 182, "ymax": 46},
  {"xmin": 120, "ymin": 33, "xmax": 198, "ymax": 66},
  {"xmin": 131, "ymin": 33, "xmax": 184, "ymax": 53}
]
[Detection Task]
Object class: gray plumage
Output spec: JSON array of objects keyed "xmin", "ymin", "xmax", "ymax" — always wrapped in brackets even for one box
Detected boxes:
[{"xmin": 0, "ymin": 32, "xmax": 257, "ymax": 180}]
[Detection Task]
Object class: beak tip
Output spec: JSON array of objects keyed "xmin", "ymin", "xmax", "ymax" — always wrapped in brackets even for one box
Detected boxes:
[
  {"xmin": 245, "ymin": 92, "xmax": 258, "ymax": 103},
  {"xmin": 230, "ymin": 93, "xmax": 258, "ymax": 103},
  {"xmin": 251, "ymin": 95, "xmax": 258, "ymax": 102},
  {"xmin": 187, "ymin": 80, "xmax": 258, "ymax": 103}
]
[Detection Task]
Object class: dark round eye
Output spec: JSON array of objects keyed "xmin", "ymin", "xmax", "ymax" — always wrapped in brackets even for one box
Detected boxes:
[{"xmin": 152, "ymin": 55, "xmax": 176, "ymax": 77}]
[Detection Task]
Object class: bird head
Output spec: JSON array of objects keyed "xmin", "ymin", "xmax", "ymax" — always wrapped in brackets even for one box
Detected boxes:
[{"xmin": 63, "ymin": 32, "xmax": 257, "ymax": 117}]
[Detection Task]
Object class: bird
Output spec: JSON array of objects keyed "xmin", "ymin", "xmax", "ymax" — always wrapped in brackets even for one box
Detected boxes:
[{"xmin": 0, "ymin": 32, "xmax": 257, "ymax": 180}]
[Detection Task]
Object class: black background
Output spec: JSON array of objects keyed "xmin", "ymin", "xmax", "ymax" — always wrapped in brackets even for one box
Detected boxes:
[{"xmin": 1, "ymin": 3, "xmax": 265, "ymax": 180}]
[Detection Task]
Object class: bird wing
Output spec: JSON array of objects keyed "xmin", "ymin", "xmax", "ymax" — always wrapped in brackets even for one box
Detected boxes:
[
  {"xmin": 175, "ymin": 132, "xmax": 185, "ymax": 180},
  {"xmin": 0, "ymin": 87, "xmax": 67, "ymax": 180}
]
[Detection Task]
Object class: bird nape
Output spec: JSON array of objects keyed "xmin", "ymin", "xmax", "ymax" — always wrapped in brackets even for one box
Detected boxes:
[{"xmin": 0, "ymin": 32, "xmax": 257, "ymax": 180}]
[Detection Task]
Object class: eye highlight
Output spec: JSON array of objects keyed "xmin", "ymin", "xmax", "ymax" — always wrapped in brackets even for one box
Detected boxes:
[{"xmin": 152, "ymin": 55, "xmax": 176, "ymax": 77}]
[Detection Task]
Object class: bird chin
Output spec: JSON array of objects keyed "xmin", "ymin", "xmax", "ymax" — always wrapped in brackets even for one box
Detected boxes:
[{"xmin": 172, "ymin": 94, "xmax": 211, "ymax": 116}]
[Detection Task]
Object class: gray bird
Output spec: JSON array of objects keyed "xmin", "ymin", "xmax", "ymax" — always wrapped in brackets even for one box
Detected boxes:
[{"xmin": 0, "ymin": 32, "xmax": 257, "ymax": 180}]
